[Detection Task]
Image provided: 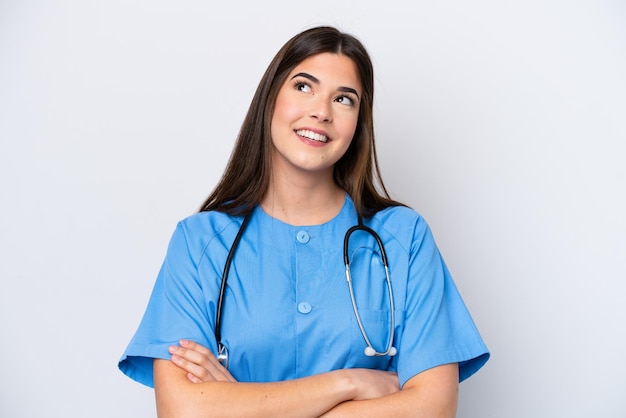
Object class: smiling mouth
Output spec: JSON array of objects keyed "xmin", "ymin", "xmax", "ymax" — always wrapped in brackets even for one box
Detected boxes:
[{"xmin": 296, "ymin": 129, "xmax": 328, "ymax": 143}]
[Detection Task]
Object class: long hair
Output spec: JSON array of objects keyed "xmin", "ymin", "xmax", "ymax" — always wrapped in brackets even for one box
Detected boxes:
[{"xmin": 199, "ymin": 26, "xmax": 404, "ymax": 217}]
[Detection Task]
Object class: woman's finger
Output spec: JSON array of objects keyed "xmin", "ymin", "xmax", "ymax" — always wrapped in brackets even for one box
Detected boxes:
[
  {"xmin": 168, "ymin": 341, "xmax": 236, "ymax": 382},
  {"xmin": 180, "ymin": 339, "xmax": 213, "ymax": 355},
  {"xmin": 179, "ymin": 340, "xmax": 235, "ymax": 381},
  {"xmin": 171, "ymin": 342, "xmax": 220, "ymax": 369},
  {"xmin": 169, "ymin": 351, "xmax": 217, "ymax": 381},
  {"xmin": 186, "ymin": 372, "xmax": 202, "ymax": 384}
]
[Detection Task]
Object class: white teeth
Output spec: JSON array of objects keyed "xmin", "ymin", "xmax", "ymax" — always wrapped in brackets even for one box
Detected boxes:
[{"xmin": 296, "ymin": 129, "xmax": 328, "ymax": 143}]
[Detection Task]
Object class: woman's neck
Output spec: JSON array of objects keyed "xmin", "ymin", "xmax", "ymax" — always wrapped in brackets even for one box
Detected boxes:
[{"xmin": 261, "ymin": 171, "xmax": 345, "ymax": 226}]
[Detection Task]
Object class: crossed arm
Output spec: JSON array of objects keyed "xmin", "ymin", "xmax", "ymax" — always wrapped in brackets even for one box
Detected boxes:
[{"xmin": 154, "ymin": 340, "xmax": 459, "ymax": 418}]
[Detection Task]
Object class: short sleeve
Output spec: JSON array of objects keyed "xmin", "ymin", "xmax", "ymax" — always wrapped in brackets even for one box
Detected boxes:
[
  {"xmin": 396, "ymin": 216, "xmax": 489, "ymax": 387},
  {"xmin": 118, "ymin": 223, "xmax": 216, "ymax": 388}
]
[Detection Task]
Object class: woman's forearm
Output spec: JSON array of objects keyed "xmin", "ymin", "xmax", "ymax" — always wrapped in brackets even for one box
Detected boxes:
[
  {"xmin": 154, "ymin": 359, "xmax": 357, "ymax": 418},
  {"xmin": 158, "ymin": 341, "xmax": 400, "ymax": 417},
  {"xmin": 320, "ymin": 363, "xmax": 459, "ymax": 418}
]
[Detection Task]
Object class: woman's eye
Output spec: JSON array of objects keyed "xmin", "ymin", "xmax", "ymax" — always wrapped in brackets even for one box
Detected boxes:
[
  {"xmin": 295, "ymin": 82, "xmax": 312, "ymax": 93},
  {"xmin": 336, "ymin": 96, "xmax": 354, "ymax": 106}
]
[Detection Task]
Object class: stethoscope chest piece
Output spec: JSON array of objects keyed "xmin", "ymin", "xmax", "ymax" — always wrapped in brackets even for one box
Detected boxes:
[{"xmin": 217, "ymin": 342, "xmax": 229, "ymax": 368}]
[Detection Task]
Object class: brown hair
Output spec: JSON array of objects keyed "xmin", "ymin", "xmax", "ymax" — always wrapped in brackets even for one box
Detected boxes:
[{"xmin": 199, "ymin": 26, "xmax": 404, "ymax": 217}]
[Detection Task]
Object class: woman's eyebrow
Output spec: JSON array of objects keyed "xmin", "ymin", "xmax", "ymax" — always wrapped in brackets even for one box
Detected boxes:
[
  {"xmin": 292, "ymin": 72, "xmax": 319, "ymax": 84},
  {"xmin": 291, "ymin": 72, "xmax": 360, "ymax": 99},
  {"xmin": 337, "ymin": 86, "xmax": 360, "ymax": 99}
]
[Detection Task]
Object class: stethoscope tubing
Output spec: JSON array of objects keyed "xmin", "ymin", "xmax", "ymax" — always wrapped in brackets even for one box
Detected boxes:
[{"xmin": 215, "ymin": 213, "xmax": 252, "ymax": 367}]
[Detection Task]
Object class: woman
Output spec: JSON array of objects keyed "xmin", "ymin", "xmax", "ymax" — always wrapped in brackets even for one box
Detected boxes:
[{"xmin": 119, "ymin": 26, "xmax": 489, "ymax": 417}]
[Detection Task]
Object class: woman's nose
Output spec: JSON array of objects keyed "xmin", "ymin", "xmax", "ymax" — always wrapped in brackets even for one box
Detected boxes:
[{"xmin": 309, "ymin": 97, "xmax": 332, "ymax": 122}]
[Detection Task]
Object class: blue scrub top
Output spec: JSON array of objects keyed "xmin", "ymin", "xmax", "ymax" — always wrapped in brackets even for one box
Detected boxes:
[{"xmin": 119, "ymin": 196, "xmax": 489, "ymax": 388}]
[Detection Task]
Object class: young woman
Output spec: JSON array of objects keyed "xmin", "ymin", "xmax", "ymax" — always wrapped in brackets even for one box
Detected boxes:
[{"xmin": 119, "ymin": 26, "xmax": 489, "ymax": 417}]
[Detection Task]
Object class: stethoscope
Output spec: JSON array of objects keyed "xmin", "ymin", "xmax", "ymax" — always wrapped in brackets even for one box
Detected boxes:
[{"xmin": 215, "ymin": 212, "xmax": 396, "ymax": 369}]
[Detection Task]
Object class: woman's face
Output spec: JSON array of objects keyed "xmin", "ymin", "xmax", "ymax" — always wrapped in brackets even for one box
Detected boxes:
[{"xmin": 270, "ymin": 52, "xmax": 361, "ymax": 179}]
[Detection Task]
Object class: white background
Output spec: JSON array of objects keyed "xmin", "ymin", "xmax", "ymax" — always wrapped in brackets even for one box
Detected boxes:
[{"xmin": 1, "ymin": 0, "xmax": 625, "ymax": 417}]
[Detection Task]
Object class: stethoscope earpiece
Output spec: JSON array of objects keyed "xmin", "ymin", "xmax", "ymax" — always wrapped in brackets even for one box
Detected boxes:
[
  {"xmin": 365, "ymin": 345, "xmax": 397, "ymax": 357},
  {"xmin": 364, "ymin": 346, "xmax": 376, "ymax": 356}
]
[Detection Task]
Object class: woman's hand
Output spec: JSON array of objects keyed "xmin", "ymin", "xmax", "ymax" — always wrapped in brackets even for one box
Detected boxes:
[{"xmin": 168, "ymin": 340, "xmax": 236, "ymax": 383}]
